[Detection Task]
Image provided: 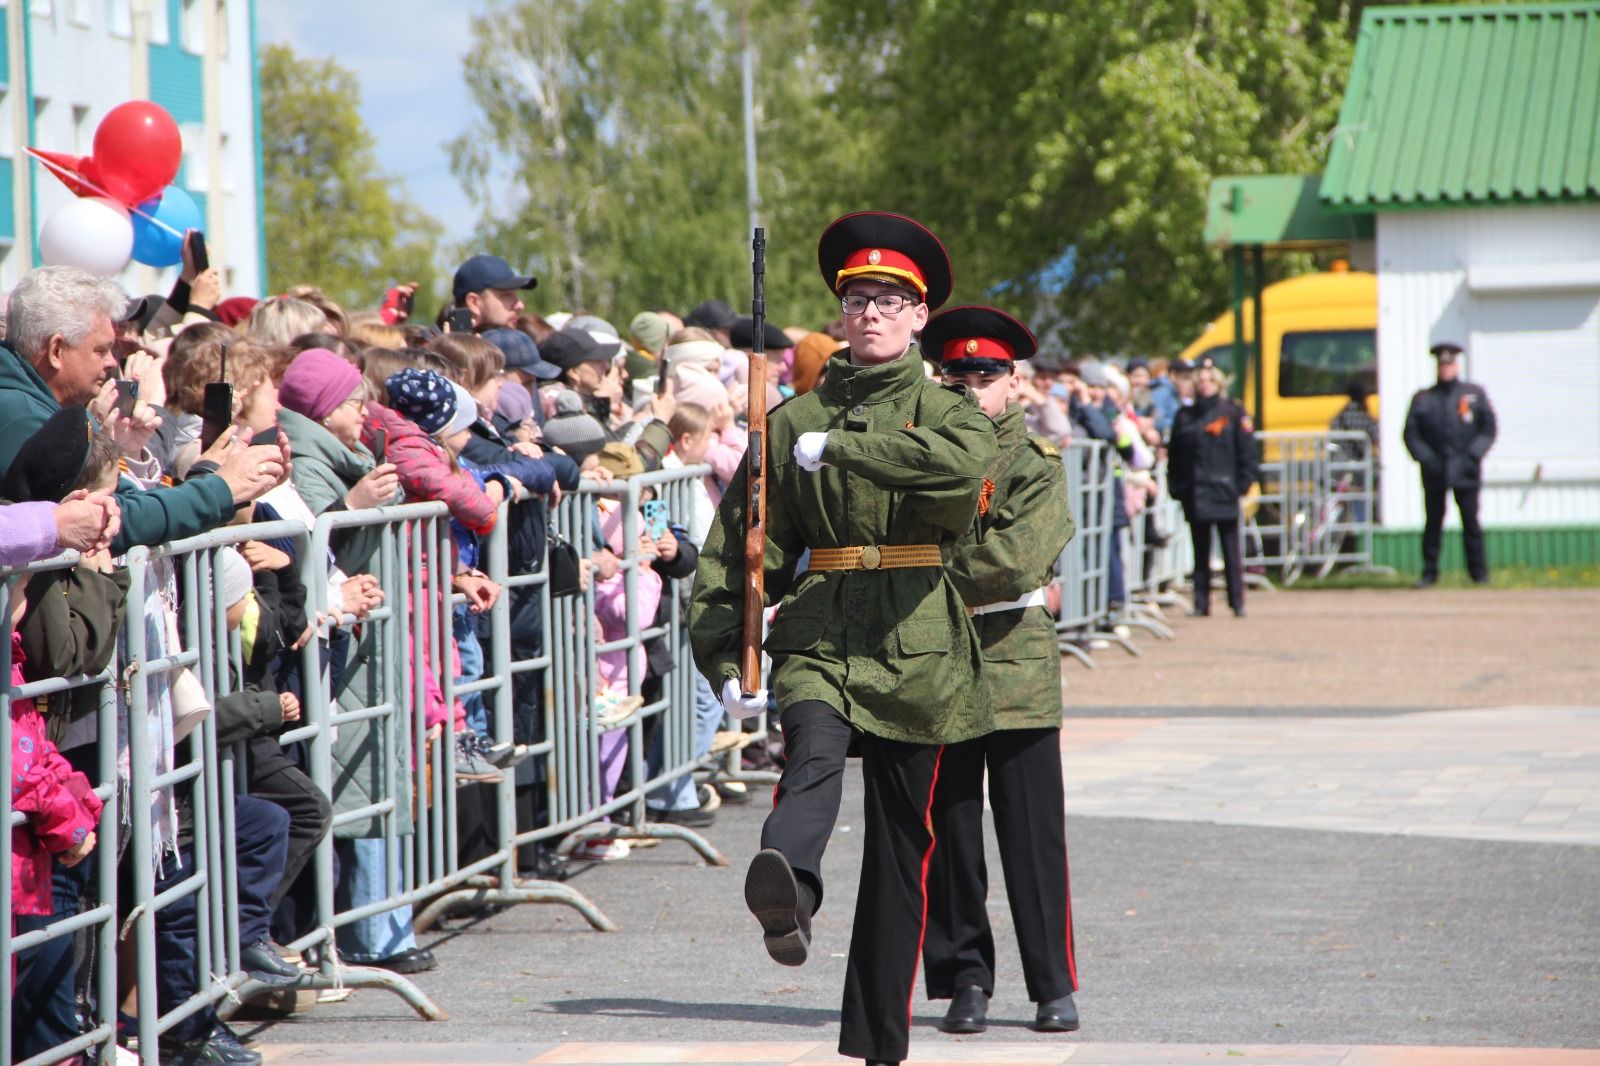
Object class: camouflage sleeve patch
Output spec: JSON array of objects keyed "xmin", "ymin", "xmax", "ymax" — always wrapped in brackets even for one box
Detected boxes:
[{"xmin": 1028, "ymin": 434, "xmax": 1060, "ymax": 459}]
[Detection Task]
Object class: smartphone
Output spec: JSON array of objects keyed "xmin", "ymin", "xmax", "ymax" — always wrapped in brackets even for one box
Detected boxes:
[
  {"xmin": 200, "ymin": 343, "xmax": 233, "ymax": 450},
  {"xmin": 643, "ymin": 501, "xmax": 669, "ymax": 541},
  {"xmin": 448, "ymin": 307, "xmax": 474, "ymax": 334},
  {"xmin": 113, "ymin": 378, "xmax": 139, "ymax": 419},
  {"xmin": 187, "ymin": 230, "xmax": 209, "ymax": 273},
  {"xmin": 396, "ymin": 288, "xmax": 413, "ymax": 316},
  {"xmin": 369, "ymin": 427, "xmax": 387, "ymax": 464}
]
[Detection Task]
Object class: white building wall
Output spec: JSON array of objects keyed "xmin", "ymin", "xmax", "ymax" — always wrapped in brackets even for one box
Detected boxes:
[
  {"xmin": 1375, "ymin": 204, "xmax": 1600, "ymax": 529},
  {"xmin": 211, "ymin": 0, "xmax": 261, "ymax": 298}
]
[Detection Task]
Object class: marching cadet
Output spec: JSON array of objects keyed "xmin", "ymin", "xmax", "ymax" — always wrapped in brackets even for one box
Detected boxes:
[
  {"xmin": 916, "ymin": 307, "xmax": 1081, "ymax": 1036},
  {"xmin": 1167, "ymin": 354, "xmax": 1258, "ymax": 617},
  {"xmin": 690, "ymin": 211, "xmax": 998, "ymax": 1066},
  {"xmin": 1403, "ymin": 341, "xmax": 1497, "ymax": 587}
]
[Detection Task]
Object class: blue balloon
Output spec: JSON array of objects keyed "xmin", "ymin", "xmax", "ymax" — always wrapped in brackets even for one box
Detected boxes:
[{"xmin": 129, "ymin": 185, "xmax": 201, "ymax": 268}]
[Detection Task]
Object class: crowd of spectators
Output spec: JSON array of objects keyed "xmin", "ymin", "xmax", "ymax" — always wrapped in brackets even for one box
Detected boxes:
[{"xmin": 2, "ymin": 235, "xmax": 1217, "ymax": 1064}]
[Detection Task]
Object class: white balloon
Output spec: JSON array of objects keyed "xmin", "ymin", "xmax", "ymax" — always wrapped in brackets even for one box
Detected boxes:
[{"xmin": 39, "ymin": 197, "xmax": 134, "ymax": 277}]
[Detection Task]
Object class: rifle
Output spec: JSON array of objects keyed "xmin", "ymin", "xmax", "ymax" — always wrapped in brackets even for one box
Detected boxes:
[{"xmin": 740, "ymin": 227, "xmax": 768, "ymax": 696}]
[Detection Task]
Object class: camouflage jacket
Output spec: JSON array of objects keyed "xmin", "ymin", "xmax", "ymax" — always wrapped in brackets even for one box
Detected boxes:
[
  {"xmin": 945, "ymin": 405, "xmax": 1074, "ymax": 730},
  {"xmin": 689, "ymin": 346, "xmax": 999, "ymax": 744}
]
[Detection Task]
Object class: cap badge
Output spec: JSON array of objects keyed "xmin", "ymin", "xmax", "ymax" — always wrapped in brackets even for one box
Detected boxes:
[
  {"xmin": 964, "ymin": 339, "xmax": 979, "ymax": 355},
  {"xmin": 867, "ymin": 249, "xmax": 881, "ymax": 266}
]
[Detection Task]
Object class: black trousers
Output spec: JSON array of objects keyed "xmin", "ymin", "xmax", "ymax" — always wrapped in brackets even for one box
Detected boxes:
[
  {"xmin": 1189, "ymin": 517, "xmax": 1243, "ymax": 611},
  {"xmin": 1421, "ymin": 475, "xmax": 1486, "ymax": 581},
  {"xmin": 923, "ymin": 728, "xmax": 1078, "ymax": 1005},
  {"xmin": 249, "ymin": 741, "xmax": 332, "ymax": 910},
  {"xmin": 761, "ymin": 700, "xmax": 947, "ymax": 1063}
]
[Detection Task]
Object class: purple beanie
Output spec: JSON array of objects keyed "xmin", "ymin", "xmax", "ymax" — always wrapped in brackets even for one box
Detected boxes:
[{"xmin": 280, "ymin": 348, "xmax": 362, "ymax": 422}]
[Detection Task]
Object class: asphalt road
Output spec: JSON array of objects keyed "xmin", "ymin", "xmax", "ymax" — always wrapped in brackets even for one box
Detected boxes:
[{"xmin": 248, "ymin": 767, "xmax": 1600, "ymax": 1051}]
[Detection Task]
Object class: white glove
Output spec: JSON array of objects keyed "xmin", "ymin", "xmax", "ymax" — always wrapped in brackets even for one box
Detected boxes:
[
  {"xmin": 721, "ymin": 678, "xmax": 769, "ymax": 720},
  {"xmin": 793, "ymin": 431, "xmax": 829, "ymax": 472}
]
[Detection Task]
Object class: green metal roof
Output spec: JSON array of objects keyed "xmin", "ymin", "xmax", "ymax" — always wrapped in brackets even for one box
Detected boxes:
[
  {"xmin": 1204, "ymin": 175, "xmax": 1374, "ymax": 248},
  {"xmin": 1321, "ymin": 2, "xmax": 1600, "ymax": 210}
]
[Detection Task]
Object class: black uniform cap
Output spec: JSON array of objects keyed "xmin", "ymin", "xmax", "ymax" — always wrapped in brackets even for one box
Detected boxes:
[
  {"xmin": 918, "ymin": 305, "xmax": 1036, "ymax": 375},
  {"xmin": 817, "ymin": 211, "xmax": 953, "ymax": 311},
  {"xmin": 1429, "ymin": 340, "xmax": 1464, "ymax": 358}
]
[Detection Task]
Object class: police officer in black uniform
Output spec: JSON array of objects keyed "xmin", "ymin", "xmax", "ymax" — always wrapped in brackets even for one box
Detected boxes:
[
  {"xmin": 1167, "ymin": 355, "xmax": 1258, "ymax": 616},
  {"xmin": 1402, "ymin": 341, "xmax": 1497, "ymax": 586}
]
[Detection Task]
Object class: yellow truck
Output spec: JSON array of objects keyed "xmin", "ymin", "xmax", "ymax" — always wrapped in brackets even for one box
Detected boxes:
[{"xmin": 1177, "ymin": 265, "xmax": 1378, "ymax": 433}]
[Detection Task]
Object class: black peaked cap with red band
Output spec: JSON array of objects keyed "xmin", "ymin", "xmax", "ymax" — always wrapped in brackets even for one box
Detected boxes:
[
  {"xmin": 817, "ymin": 211, "xmax": 953, "ymax": 311},
  {"xmin": 919, "ymin": 305, "xmax": 1037, "ymax": 375}
]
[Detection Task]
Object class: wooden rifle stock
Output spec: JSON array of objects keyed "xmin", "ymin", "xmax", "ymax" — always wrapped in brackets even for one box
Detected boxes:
[{"xmin": 740, "ymin": 228, "xmax": 768, "ymax": 696}]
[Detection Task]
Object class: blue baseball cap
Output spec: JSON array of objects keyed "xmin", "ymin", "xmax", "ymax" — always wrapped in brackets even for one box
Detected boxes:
[
  {"xmin": 481, "ymin": 327, "xmax": 561, "ymax": 381},
  {"xmin": 452, "ymin": 254, "xmax": 537, "ymax": 303}
]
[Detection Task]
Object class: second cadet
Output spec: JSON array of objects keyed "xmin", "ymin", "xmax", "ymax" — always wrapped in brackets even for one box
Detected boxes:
[{"xmin": 916, "ymin": 306, "xmax": 1081, "ymax": 1036}]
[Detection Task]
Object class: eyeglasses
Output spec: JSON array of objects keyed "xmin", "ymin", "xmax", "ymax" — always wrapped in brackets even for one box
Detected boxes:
[{"xmin": 840, "ymin": 292, "xmax": 918, "ymax": 316}]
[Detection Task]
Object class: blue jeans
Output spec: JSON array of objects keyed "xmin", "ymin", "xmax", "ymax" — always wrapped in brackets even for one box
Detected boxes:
[
  {"xmin": 453, "ymin": 606, "xmax": 488, "ymax": 736},
  {"xmin": 646, "ymin": 672, "xmax": 724, "ymax": 812},
  {"xmin": 334, "ymin": 837, "xmax": 418, "ymax": 962}
]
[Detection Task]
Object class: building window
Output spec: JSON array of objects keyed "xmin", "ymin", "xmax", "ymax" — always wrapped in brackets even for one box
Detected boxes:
[
  {"xmin": 0, "ymin": 243, "xmax": 16, "ymax": 295},
  {"xmin": 32, "ymin": 96, "xmax": 50, "ymax": 146},
  {"xmin": 180, "ymin": 0, "xmax": 203, "ymax": 54},
  {"xmin": 30, "ymin": 0, "xmax": 52, "ymax": 17},
  {"xmin": 69, "ymin": 0, "xmax": 89, "ymax": 24},
  {"xmin": 72, "ymin": 104, "xmax": 91, "ymax": 156},
  {"xmin": 107, "ymin": 0, "xmax": 130, "ymax": 37},
  {"xmin": 0, "ymin": 92, "xmax": 13, "ymax": 158},
  {"xmin": 149, "ymin": 0, "xmax": 170, "ymax": 45},
  {"xmin": 215, "ymin": 0, "xmax": 227, "ymax": 56},
  {"xmin": 180, "ymin": 122, "xmax": 206, "ymax": 192}
]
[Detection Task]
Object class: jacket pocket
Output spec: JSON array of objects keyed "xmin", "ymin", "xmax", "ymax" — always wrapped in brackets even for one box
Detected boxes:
[
  {"xmin": 764, "ymin": 615, "xmax": 824, "ymax": 654},
  {"xmin": 895, "ymin": 619, "xmax": 954, "ymax": 657},
  {"xmin": 979, "ymin": 610, "xmax": 1055, "ymax": 662}
]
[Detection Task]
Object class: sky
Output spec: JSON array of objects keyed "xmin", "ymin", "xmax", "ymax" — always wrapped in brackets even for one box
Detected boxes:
[{"xmin": 256, "ymin": 0, "xmax": 486, "ymax": 244}]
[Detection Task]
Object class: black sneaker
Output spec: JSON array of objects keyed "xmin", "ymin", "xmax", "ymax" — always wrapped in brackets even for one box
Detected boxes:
[
  {"xmin": 646, "ymin": 804, "xmax": 716, "ymax": 828},
  {"xmin": 160, "ymin": 1024, "xmax": 262, "ymax": 1065},
  {"xmin": 240, "ymin": 940, "xmax": 301, "ymax": 987},
  {"xmin": 366, "ymin": 946, "xmax": 437, "ymax": 974}
]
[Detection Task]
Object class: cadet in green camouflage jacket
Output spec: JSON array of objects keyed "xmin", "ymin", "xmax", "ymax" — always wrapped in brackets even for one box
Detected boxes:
[
  {"xmin": 916, "ymin": 307, "xmax": 1083, "ymax": 1039},
  {"xmin": 689, "ymin": 212, "xmax": 995, "ymax": 1066}
]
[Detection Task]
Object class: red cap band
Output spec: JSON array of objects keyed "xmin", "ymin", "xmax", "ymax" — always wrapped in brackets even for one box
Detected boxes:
[
  {"xmin": 835, "ymin": 247, "xmax": 927, "ymax": 295},
  {"xmin": 942, "ymin": 336, "xmax": 1015, "ymax": 363}
]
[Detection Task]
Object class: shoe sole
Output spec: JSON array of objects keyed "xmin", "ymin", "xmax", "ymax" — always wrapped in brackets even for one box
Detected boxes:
[
  {"xmin": 939, "ymin": 1017, "xmax": 987, "ymax": 1035},
  {"xmin": 744, "ymin": 849, "xmax": 809, "ymax": 967}
]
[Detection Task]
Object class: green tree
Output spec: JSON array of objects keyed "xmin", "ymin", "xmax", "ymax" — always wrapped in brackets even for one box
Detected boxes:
[
  {"xmin": 450, "ymin": 0, "xmax": 859, "ymax": 330},
  {"xmin": 811, "ymin": 0, "xmax": 1357, "ymax": 355},
  {"xmin": 259, "ymin": 44, "xmax": 444, "ymax": 311}
]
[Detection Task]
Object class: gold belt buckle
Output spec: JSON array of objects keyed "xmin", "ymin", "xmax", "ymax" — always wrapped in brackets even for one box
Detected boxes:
[{"xmin": 858, "ymin": 544, "xmax": 882, "ymax": 570}]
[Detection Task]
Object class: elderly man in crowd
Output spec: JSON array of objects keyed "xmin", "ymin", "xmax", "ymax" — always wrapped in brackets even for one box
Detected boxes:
[{"xmin": 0, "ymin": 266, "xmax": 288, "ymax": 551}]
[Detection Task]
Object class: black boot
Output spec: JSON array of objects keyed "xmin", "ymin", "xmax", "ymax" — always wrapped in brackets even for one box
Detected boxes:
[
  {"xmin": 744, "ymin": 849, "xmax": 812, "ymax": 966},
  {"xmin": 939, "ymin": 985, "xmax": 988, "ymax": 1034},
  {"xmin": 1034, "ymin": 992, "xmax": 1079, "ymax": 1032}
]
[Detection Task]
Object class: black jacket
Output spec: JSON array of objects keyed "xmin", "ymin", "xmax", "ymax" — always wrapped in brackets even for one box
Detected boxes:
[
  {"xmin": 1403, "ymin": 380, "xmax": 1496, "ymax": 489},
  {"xmin": 1168, "ymin": 393, "xmax": 1259, "ymax": 523}
]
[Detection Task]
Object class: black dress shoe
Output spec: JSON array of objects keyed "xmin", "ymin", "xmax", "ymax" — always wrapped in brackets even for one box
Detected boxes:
[
  {"xmin": 1187, "ymin": 606, "xmax": 1210, "ymax": 617},
  {"xmin": 866, "ymin": 1061, "xmax": 900, "ymax": 1066},
  {"xmin": 939, "ymin": 985, "xmax": 988, "ymax": 1034},
  {"xmin": 1415, "ymin": 574, "xmax": 1438, "ymax": 589},
  {"xmin": 1231, "ymin": 605, "xmax": 1246, "ymax": 618},
  {"xmin": 744, "ymin": 849, "xmax": 812, "ymax": 966},
  {"xmin": 367, "ymin": 946, "xmax": 437, "ymax": 974},
  {"xmin": 1034, "ymin": 992, "xmax": 1080, "ymax": 1032}
]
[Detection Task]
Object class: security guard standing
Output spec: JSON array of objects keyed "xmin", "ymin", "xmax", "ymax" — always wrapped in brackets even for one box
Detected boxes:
[
  {"xmin": 1167, "ymin": 355, "xmax": 1258, "ymax": 616},
  {"xmin": 916, "ymin": 307, "xmax": 1081, "ymax": 1035},
  {"xmin": 690, "ymin": 212, "xmax": 998, "ymax": 1066},
  {"xmin": 1403, "ymin": 341, "xmax": 1497, "ymax": 586}
]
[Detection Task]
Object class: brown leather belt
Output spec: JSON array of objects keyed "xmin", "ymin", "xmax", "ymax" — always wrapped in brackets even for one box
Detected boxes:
[{"xmin": 807, "ymin": 544, "xmax": 943, "ymax": 571}]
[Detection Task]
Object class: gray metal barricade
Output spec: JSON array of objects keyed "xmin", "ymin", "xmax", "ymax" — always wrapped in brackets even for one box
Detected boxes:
[
  {"xmin": 1242, "ymin": 431, "xmax": 1386, "ymax": 584},
  {"xmin": 1, "ymin": 549, "xmax": 121, "ymax": 1066}
]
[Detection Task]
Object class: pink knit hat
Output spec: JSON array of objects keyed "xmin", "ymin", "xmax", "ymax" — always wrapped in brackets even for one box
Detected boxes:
[
  {"xmin": 672, "ymin": 364, "xmax": 728, "ymax": 412},
  {"xmin": 279, "ymin": 348, "xmax": 362, "ymax": 422}
]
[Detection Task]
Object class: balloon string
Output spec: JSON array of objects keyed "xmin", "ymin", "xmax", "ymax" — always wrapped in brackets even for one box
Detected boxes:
[{"xmin": 25, "ymin": 147, "xmax": 188, "ymax": 240}]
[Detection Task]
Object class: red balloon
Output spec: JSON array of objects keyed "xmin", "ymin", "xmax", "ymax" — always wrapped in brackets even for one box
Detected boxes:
[{"xmin": 92, "ymin": 101, "xmax": 182, "ymax": 206}]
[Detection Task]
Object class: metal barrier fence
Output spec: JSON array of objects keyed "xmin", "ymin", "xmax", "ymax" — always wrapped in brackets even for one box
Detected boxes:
[
  {"xmin": 2, "ymin": 464, "xmax": 729, "ymax": 1065},
  {"xmin": 1242, "ymin": 430, "xmax": 1387, "ymax": 584}
]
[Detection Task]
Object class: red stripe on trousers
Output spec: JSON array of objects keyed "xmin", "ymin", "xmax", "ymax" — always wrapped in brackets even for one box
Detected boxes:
[
  {"xmin": 1063, "ymin": 788, "xmax": 1078, "ymax": 991},
  {"xmin": 906, "ymin": 744, "xmax": 945, "ymax": 1028}
]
